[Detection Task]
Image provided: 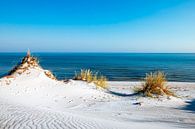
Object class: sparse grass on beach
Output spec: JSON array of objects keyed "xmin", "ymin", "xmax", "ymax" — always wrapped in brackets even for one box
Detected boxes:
[
  {"xmin": 135, "ymin": 71, "xmax": 175, "ymax": 97},
  {"xmin": 74, "ymin": 69, "xmax": 108, "ymax": 89},
  {"xmin": 74, "ymin": 69, "xmax": 93, "ymax": 82},
  {"xmin": 8, "ymin": 53, "xmax": 40, "ymax": 75},
  {"xmin": 94, "ymin": 76, "xmax": 108, "ymax": 89}
]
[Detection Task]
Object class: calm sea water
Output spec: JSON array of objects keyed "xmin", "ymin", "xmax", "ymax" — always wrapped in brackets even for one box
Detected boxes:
[{"xmin": 0, "ymin": 53, "xmax": 195, "ymax": 82}]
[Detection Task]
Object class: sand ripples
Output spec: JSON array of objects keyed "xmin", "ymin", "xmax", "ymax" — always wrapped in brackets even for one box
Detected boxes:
[{"xmin": 0, "ymin": 102, "xmax": 123, "ymax": 129}]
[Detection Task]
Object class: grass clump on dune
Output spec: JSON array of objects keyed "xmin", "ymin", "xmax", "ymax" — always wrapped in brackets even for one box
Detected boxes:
[
  {"xmin": 74, "ymin": 69, "xmax": 93, "ymax": 82},
  {"xmin": 93, "ymin": 76, "xmax": 108, "ymax": 89},
  {"xmin": 8, "ymin": 51, "xmax": 40, "ymax": 75},
  {"xmin": 74, "ymin": 69, "xmax": 108, "ymax": 89},
  {"xmin": 135, "ymin": 71, "xmax": 175, "ymax": 97}
]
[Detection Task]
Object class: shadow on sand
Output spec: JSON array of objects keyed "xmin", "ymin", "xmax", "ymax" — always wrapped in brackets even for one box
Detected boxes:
[
  {"xmin": 182, "ymin": 99, "xmax": 195, "ymax": 113},
  {"xmin": 107, "ymin": 90, "xmax": 139, "ymax": 97}
]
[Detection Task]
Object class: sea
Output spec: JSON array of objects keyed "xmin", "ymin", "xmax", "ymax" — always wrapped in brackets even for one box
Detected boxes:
[{"xmin": 0, "ymin": 53, "xmax": 195, "ymax": 82}]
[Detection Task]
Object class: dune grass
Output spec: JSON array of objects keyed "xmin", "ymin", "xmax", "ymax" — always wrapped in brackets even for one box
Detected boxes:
[
  {"xmin": 135, "ymin": 71, "xmax": 175, "ymax": 97},
  {"xmin": 93, "ymin": 76, "xmax": 108, "ymax": 89},
  {"xmin": 74, "ymin": 69, "xmax": 108, "ymax": 89},
  {"xmin": 8, "ymin": 53, "xmax": 40, "ymax": 75}
]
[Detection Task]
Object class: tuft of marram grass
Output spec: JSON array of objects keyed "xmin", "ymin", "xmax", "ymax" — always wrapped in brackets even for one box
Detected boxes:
[
  {"xmin": 74, "ymin": 69, "xmax": 108, "ymax": 89},
  {"xmin": 94, "ymin": 76, "xmax": 108, "ymax": 89},
  {"xmin": 74, "ymin": 69, "xmax": 93, "ymax": 82},
  {"xmin": 8, "ymin": 54, "xmax": 40, "ymax": 75},
  {"xmin": 135, "ymin": 71, "xmax": 175, "ymax": 97}
]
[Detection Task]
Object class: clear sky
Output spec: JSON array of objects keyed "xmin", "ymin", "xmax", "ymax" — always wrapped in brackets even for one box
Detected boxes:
[{"xmin": 0, "ymin": 0, "xmax": 194, "ymax": 52}]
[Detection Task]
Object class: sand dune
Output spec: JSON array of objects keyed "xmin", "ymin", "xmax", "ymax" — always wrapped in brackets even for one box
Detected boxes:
[
  {"xmin": 0, "ymin": 68, "xmax": 195, "ymax": 129},
  {"xmin": 0, "ymin": 53, "xmax": 195, "ymax": 129}
]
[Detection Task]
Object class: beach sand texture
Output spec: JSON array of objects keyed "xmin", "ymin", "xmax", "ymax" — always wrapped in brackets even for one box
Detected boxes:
[{"xmin": 0, "ymin": 53, "xmax": 195, "ymax": 129}]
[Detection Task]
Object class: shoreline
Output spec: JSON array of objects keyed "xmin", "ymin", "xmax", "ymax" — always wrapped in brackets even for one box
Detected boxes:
[
  {"xmin": 1, "ymin": 52, "xmax": 195, "ymax": 82},
  {"xmin": 0, "ymin": 52, "xmax": 194, "ymax": 129},
  {"xmin": 108, "ymin": 81, "xmax": 195, "ymax": 85}
]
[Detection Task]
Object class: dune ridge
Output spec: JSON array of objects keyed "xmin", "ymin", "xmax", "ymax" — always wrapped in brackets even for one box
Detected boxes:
[{"xmin": 0, "ymin": 52, "xmax": 195, "ymax": 129}]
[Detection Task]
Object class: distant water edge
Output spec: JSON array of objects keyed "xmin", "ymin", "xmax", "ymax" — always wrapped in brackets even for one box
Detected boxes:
[{"xmin": 0, "ymin": 53, "xmax": 195, "ymax": 82}]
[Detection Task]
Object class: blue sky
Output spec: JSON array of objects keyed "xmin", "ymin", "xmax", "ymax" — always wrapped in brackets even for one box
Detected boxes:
[{"xmin": 0, "ymin": 0, "xmax": 194, "ymax": 52}]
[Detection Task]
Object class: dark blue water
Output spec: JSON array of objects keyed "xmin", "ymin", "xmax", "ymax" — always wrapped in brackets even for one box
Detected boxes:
[{"xmin": 0, "ymin": 53, "xmax": 195, "ymax": 82}]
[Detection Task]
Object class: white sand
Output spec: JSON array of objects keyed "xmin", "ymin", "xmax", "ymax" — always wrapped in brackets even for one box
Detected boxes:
[{"xmin": 0, "ymin": 68, "xmax": 195, "ymax": 129}]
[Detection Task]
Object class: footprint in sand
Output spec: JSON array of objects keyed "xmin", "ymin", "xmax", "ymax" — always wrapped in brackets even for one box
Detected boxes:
[{"xmin": 68, "ymin": 100, "xmax": 73, "ymax": 103}]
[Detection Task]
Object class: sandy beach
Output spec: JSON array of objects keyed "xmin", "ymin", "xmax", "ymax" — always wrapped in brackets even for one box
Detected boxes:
[
  {"xmin": 0, "ymin": 64, "xmax": 195, "ymax": 129},
  {"xmin": 1, "ymin": 0, "xmax": 195, "ymax": 128}
]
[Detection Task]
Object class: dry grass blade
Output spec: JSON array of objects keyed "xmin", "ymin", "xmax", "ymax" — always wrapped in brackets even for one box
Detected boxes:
[
  {"xmin": 135, "ymin": 71, "xmax": 175, "ymax": 97},
  {"xmin": 74, "ymin": 69, "xmax": 108, "ymax": 89},
  {"xmin": 94, "ymin": 76, "xmax": 108, "ymax": 89}
]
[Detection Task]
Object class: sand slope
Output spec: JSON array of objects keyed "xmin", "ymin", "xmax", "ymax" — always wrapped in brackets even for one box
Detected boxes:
[{"xmin": 0, "ymin": 67, "xmax": 195, "ymax": 129}]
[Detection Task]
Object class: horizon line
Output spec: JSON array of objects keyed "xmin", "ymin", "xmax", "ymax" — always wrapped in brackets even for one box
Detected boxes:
[{"xmin": 0, "ymin": 52, "xmax": 195, "ymax": 54}]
